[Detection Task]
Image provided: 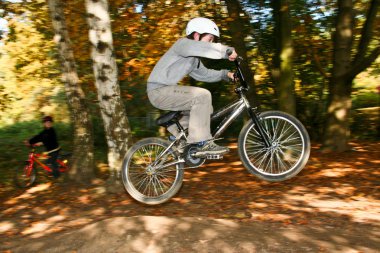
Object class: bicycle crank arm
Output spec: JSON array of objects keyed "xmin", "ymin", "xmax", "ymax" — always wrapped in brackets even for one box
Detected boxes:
[{"xmin": 153, "ymin": 158, "xmax": 185, "ymax": 170}]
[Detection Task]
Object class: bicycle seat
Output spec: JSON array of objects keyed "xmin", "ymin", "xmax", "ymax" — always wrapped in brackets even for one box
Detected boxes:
[{"xmin": 156, "ymin": 111, "xmax": 182, "ymax": 127}]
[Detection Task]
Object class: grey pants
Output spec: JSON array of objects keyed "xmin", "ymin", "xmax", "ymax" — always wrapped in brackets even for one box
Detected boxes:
[{"xmin": 148, "ymin": 85, "xmax": 213, "ymax": 143}]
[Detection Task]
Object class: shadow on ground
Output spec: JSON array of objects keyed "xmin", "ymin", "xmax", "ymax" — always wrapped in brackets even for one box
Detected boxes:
[{"xmin": 0, "ymin": 141, "xmax": 379, "ymax": 252}]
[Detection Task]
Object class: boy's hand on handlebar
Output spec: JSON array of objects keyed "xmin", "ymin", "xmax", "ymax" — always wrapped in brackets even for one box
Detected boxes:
[
  {"xmin": 227, "ymin": 72, "xmax": 235, "ymax": 80},
  {"xmin": 228, "ymin": 71, "xmax": 240, "ymax": 82}
]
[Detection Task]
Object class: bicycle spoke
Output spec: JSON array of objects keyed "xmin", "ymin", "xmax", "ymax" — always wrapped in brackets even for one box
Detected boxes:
[
  {"xmin": 241, "ymin": 112, "xmax": 309, "ymax": 178},
  {"xmin": 154, "ymin": 175, "xmax": 171, "ymax": 195},
  {"xmin": 122, "ymin": 139, "xmax": 184, "ymax": 203}
]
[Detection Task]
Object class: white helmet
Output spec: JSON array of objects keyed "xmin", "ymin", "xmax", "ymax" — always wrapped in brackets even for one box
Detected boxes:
[{"xmin": 186, "ymin": 17, "xmax": 220, "ymax": 38}]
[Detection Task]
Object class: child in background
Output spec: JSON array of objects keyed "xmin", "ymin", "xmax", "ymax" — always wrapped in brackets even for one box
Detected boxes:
[{"xmin": 26, "ymin": 116, "xmax": 61, "ymax": 178}]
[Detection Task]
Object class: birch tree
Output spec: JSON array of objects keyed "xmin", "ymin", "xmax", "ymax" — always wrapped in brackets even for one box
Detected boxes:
[
  {"xmin": 48, "ymin": 0, "xmax": 94, "ymax": 182},
  {"xmin": 85, "ymin": 0, "xmax": 132, "ymax": 189}
]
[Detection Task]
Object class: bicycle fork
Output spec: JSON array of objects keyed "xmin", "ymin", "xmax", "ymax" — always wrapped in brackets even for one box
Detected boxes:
[
  {"xmin": 24, "ymin": 161, "xmax": 34, "ymax": 177},
  {"xmin": 247, "ymin": 107, "xmax": 272, "ymax": 148}
]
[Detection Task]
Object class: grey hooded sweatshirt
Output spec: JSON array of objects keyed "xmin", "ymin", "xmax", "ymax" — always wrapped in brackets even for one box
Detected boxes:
[{"xmin": 147, "ymin": 38, "xmax": 234, "ymax": 91}]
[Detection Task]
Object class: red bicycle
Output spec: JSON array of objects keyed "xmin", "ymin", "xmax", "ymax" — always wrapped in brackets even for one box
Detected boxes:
[{"xmin": 14, "ymin": 145, "xmax": 71, "ymax": 188}]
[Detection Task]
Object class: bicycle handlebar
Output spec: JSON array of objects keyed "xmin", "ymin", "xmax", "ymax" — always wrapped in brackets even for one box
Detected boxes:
[
  {"xmin": 233, "ymin": 60, "xmax": 249, "ymax": 90},
  {"xmin": 226, "ymin": 49, "xmax": 249, "ymax": 90}
]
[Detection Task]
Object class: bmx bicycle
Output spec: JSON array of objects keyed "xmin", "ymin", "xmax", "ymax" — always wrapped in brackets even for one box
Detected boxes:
[
  {"xmin": 122, "ymin": 57, "xmax": 310, "ymax": 205},
  {"xmin": 14, "ymin": 144, "xmax": 71, "ymax": 188}
]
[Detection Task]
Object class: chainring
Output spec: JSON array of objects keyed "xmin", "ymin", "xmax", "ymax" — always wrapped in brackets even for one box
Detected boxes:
[{"xmin": 183, "ymin": 145, "xmax": 206, "ymax": 168}]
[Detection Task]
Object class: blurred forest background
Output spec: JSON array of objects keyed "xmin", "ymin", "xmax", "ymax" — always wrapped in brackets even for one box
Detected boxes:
[{"xmin": 0, "ymin": 0, "xmax": 379, "ymax": 184}]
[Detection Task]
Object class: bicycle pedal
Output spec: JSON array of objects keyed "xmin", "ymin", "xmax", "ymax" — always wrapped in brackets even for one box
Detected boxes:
[{"xmin": 206, "ymin": 154, "xmax": 223, "ymax": 160}]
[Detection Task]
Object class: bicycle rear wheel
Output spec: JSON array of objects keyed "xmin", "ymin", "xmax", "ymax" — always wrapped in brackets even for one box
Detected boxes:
[
  {"xmin": 238, "ymin": 111, "xmax": 310, "ymax": 182},
  {"xmin": 14, "ymin": 162, "xmax": 36, "ymax": 188},
  {"xmin": 121, "ymin": 137, "xmax": 184, "ymax": 205}
]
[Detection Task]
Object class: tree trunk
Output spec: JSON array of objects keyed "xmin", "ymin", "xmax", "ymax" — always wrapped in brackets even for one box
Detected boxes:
[
  {"xmin": 272, "ymin": 0, "xmax": 296, "ymax": 115},
  {"xmin": 47, "ymin": 0, "xmax": 94, "ymax": 183},
  {"xmin": 322, "ymin": 0, "xmax": 379, "ymax": 151},
  {"xmin": 322, "ymin": 0, "xmax": 354, "ymax": 152},
  {"xmin": 85, "ymin": 0, "xmax": 132, "ymax": 191},
  {"xmin": 323, "ymin": 77, "xmax": 353, "ymax": 151}
]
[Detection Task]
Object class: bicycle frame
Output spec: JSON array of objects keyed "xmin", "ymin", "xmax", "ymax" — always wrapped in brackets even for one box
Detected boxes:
[
  {"xmin": 210, "ymin": 59, "xmax": 271, "ymax": 147},
  {"xmin": 26, "ymin": 148, "xmax": 68, "ymax": 174},
  {"xmin": 211, "ymin": 97, "xmax": 247, "ymax": 138}
]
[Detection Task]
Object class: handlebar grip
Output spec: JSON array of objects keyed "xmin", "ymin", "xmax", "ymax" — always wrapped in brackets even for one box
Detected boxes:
[{"xmin": 226, "ymin": 48, "xmax": 233, "ymax": 56}]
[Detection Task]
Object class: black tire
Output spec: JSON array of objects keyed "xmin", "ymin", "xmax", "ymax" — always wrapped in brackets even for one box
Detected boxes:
[
  {"xmin": 238, "ymin": 111, "xmax": 310, "ymax": 182},
  {"xmin": 14, "ymin": 162, "xmax": 37, "ymax": 188},
  {"xmin": 121, "ymin": 137, "xmax": 184, "ymax": 205}
]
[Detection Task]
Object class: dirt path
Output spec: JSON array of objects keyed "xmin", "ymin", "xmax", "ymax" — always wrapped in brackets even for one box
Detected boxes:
[
  {"xmin": 2, "ymin": 215, "xmax": 379, "ymax": 253},
  {"xmin": 1, "ymin": 141, "xmax": 379, "ymax": 252}
]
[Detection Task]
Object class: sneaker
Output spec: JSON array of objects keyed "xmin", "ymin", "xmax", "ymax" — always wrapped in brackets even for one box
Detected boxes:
[{"xmin": 195, "ymin": 141, "xmax": 229, "ymax": 156}]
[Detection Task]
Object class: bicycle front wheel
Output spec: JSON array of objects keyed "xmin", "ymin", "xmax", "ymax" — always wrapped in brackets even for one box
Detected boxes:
[
  {"xmin": 14, "ymin": 162, "xmax": 37, "ymax": 188},
  {"xmin": 121, "ymin": 137, "xmax": 184, "ymax": 205},
  {"xmin": 238, "ymin": 111, "xmax": 310, "ymax": 182}
]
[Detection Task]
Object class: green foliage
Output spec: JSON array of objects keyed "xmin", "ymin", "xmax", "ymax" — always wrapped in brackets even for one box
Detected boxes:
[
  {"xmin": 352, "ymin": 92, "xmax": 379, "ymax": 109},
  {"xmin": 0, "ymin": 2, "xmax": 68, "ymax": 125},
  {"xmin": 351, "ymin": 107, "xmax": 379, "ymax": 139},
  {"xmin": 0, "ymin": 84, "xmax": 11, "ymax": 111},
  {"xmin": 0, "ymin": 121, "xmax": 73, "ymax": 152}
]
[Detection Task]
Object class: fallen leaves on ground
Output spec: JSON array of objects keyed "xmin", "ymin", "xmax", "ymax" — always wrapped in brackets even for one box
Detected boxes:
[{"xmin": 0, "ymin": 141, "xmax": 379, "ymax": 240}]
